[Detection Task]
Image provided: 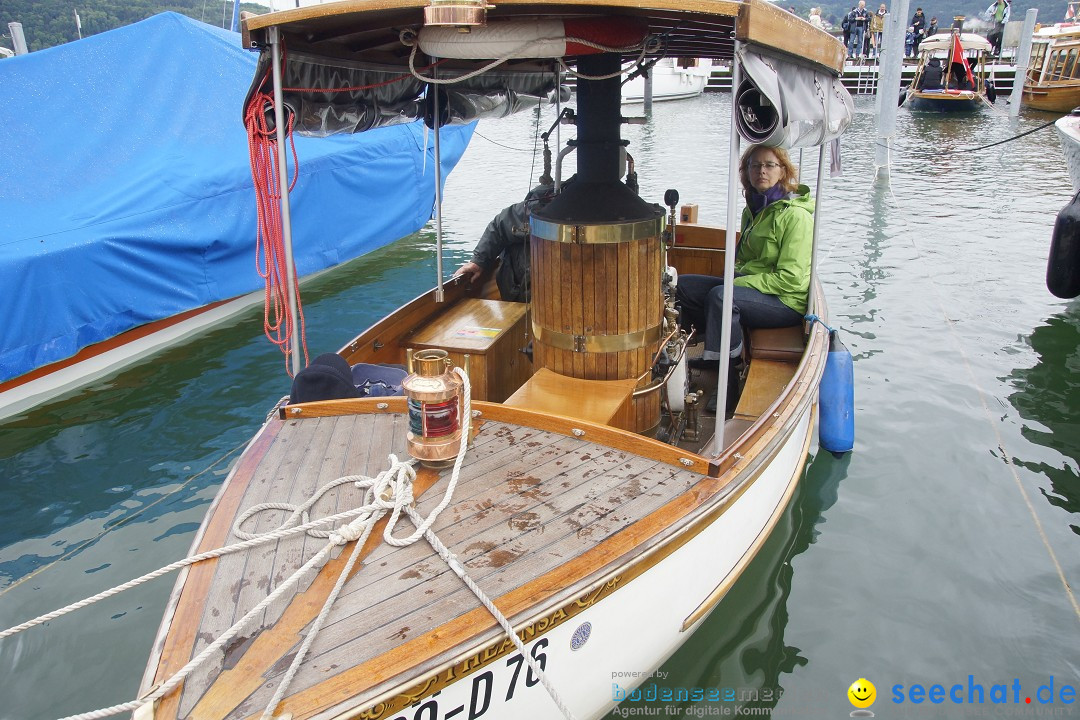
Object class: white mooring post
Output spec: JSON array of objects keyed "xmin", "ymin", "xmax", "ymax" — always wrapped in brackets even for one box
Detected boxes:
[
  {"xmin": 8, "ymin": 22, "xmax": 28, "ymax": 54},
  {"xmin": 874, "ymin": 0, "xmax": 910, "ymax": 181},
  {"xmin": 1009, "ymin": 9, "xmax": 1039, "ymax": 118}
]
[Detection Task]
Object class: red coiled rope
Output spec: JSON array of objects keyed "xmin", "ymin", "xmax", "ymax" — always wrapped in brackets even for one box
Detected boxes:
[
  {"xmin": 245, "ymin": 68, "xmax": 308, "ymax": 375},
  {"xmin": 242, "ymin": 55, "xmax": 440, "ymax": 374}
]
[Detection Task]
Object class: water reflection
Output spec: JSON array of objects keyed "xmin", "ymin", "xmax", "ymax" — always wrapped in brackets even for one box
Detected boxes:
[
  {"xmin": 1007, "ymin": 303, "xmax": 1080, "ymax": 532},
  {"xmin": 601, "ymin": 452, "xmax": 849, "ymax": 718}
]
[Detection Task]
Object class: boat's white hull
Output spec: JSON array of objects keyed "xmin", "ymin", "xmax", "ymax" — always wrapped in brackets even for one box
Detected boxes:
[
  {"xmin": 350, "ymin": 405, "xmax": 813, "ymax": 720},
  {"xmin": 0, "ymin": 291, "xmax": 264, "ymax": 421},
  {"xmin": 1056, "ymin": 113, "xmax": 1080, "ymax": 193},
  {"xmin": 621, "ymin": 63, "xmax": 711, "ymax": 104}
]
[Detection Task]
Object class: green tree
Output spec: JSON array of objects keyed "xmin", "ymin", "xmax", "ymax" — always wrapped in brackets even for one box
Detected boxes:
[{"xmin": 1, "ymin": 0, "xmax": 267, "ymax": 53}]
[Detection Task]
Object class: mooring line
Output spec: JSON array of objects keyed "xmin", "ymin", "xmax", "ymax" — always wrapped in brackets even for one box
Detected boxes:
[{"xmin": 904, "ymin": 233, "xmax": 1080, "ymax": 626}]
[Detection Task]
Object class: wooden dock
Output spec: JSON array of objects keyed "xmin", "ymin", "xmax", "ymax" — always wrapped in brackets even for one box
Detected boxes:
[{"xmin": 704, "ymin": 61, "xmax": 1018, "ymax": 95}]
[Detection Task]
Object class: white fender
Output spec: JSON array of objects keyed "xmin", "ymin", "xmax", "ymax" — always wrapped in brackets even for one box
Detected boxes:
[{"xmin": 417, "ymin": 17, "xmax": 648, "ymax": 60}]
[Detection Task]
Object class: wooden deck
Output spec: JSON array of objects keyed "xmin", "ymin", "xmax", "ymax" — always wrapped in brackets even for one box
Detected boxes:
[{"xmin": 149, "ymin": 411, "xmax": 711, "ymax": 719}]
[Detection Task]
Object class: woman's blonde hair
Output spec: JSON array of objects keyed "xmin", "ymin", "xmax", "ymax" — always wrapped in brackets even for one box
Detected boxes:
[{"xmin": 738, "ymin": 144, "xmax": 800, "ymax": 197}]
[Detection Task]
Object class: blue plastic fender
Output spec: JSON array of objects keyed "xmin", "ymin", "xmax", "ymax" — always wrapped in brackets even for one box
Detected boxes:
[{"xmin": 819, "ymin": 330, "xmax": 855, "ymax": 454}]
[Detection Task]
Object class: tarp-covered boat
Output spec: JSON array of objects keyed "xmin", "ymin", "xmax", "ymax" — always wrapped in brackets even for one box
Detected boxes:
[{"xmin": 0, "ymin": 12, "xmax": 472, "ymax": 420}]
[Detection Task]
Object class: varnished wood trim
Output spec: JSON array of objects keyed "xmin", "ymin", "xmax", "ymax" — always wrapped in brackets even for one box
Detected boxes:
[
  {"xmin": 245, "ymin": 0, "xmax": 743, "ymax": 33},
  {"xmin": 736, "ymin": 0, "xmax": 845, "ymax": 73},
  {"xmin": 281, "ymin": 396, "xmax": 710, "ymax": 474},
  {"xmin": 349, "ymin": 579, "xmax": 624, "ymax": 720}
]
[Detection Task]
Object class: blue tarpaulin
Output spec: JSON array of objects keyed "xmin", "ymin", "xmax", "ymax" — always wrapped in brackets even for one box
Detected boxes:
[{"xmin": 0, "ymin": 12, "xmax": 473, "ymax": 383}]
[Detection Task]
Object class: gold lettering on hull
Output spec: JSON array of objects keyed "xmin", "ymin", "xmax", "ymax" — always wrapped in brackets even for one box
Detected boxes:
[{"xmin": 354, "ymin": 577, "xmax": 622, "ymax": 719}]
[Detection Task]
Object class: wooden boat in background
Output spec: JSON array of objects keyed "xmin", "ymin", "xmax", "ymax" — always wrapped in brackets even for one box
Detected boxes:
[
  {"xmin": 905, "ymin": 31, "xmax": 995, "ymax": 111},
  {"xmin": 132, "ymin": 1, "xmax": 853, "ymax": 719},
  {"xmin": 1022, "ymin": 2, "xmax": 1080, "ymax": 113}
]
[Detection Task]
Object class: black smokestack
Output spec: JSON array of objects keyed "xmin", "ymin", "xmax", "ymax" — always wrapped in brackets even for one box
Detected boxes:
[{"xmin": 534, "ymin": 53, "xmax": 659, "ymax": 224}]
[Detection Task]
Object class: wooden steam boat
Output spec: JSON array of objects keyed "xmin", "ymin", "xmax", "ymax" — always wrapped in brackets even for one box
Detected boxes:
[
  {"xmin": 133, "ymin": 1, "xmax": 853, "ymax": 719},
  {"xmin": 905, "ymin": 31, "xmax": 995, "ymax": 112}
]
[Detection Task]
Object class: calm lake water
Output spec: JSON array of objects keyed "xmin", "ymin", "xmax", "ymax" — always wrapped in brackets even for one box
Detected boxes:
[{"xmin": 1, "ymin": 93, "xmax": 1077, "ymax": 720}]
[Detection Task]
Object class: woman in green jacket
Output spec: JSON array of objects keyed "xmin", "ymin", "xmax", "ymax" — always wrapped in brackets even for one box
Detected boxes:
[{"xmin": 676, "ymin": 144, "xmax": 813, "ymax": 369}]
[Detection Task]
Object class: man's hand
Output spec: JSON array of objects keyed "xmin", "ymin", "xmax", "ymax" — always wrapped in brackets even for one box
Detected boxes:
[{"xmin": 455, "ymin": 261, "xmax": 484, "ymax": 284}]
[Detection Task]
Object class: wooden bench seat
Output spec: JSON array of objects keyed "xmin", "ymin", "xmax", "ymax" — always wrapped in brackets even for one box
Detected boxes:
[
  {"xmin": 748, "ymin": 325, "xmax": 805, "ymax": 363},
  {"xmin": 503, "ymin": 368, "xmax": 637, "ymax": 429}
]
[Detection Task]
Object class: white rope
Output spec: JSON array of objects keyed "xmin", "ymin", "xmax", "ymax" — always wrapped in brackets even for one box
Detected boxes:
[
  {"xmin": 24, "ymin": 368, "xmax": 576, "ymax": 720},
  {"xmin": 260, "ymin": 369, "xmax": 473, "ymax": 718},
  {"xmin": 407, "ymin": 503, "xmax": 577, "ymax": 719},
  {"xmin": 0, "ymin": 501, "xmax": 383, "ymax": 641}
]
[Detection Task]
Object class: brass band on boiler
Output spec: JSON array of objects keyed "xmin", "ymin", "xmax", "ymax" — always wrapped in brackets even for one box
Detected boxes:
[{"xmin": 531, "ymin": 321, "xmax": 664, "ymax": 354}]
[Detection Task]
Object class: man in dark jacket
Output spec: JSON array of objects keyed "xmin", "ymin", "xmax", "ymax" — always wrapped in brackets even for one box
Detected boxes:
[
  {"xmin": 911, "ymin": 7, "xmax": 928, "ymax": 55},
  {"xmin": 917, "ymin": 57, "xmax": 943, "ymax": 89},
  {"xmin": 456, "ymin": 166, "xmax": 638, "ymax": 302},
  {"xmin": 846, "ymin": 1, "xmax": 871, "ymax": 58},
  {"xmin": 455, "ymin": 184, "xmax": 554, "ymax": 302}
]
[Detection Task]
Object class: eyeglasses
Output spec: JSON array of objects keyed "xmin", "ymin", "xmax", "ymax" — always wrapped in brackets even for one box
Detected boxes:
[{"xmin": 749, "ymin": 161, "xmax": 782, "ymax": 171}]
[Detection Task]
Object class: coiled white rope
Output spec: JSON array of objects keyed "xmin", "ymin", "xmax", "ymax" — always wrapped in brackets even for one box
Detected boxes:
[{"xmin": 12, "ymin": 368, "xmax": 575, "ymax": 720}]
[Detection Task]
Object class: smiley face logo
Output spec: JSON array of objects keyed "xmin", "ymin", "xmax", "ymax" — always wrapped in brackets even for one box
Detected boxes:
[{"xmin": 847, "ymin": 678, "xmax": 876, "ymax": 709}]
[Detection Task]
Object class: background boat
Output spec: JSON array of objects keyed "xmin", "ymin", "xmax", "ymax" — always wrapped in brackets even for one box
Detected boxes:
[
  {"xmin": 905, "ymin": 32, "xmax": 995, "ymax": 111},
  {"xmin": 0, "ymin": 12, "xmax": 473, "ymax": 422},
  {"xmin": 622, "ymin": 58, "xmax": 713, "ymax": 103},
  {"xmin": 1021, "ymin": 2, "xmax": 1080, "ymax": 112}
]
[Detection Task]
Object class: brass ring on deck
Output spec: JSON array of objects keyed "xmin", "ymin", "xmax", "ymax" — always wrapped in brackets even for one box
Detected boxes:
[
  {"xmin": 530, "ymin": 216, "xmax": 664, "ymax": 244},
  {"xmin": 532, "ymin": 321, "xmax": 664, "ymax": 353}
]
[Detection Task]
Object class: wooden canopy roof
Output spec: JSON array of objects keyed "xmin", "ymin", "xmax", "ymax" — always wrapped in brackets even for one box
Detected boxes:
[{"xmin": 241, "ymin": 0, "xmax": 845, "ymax": 75}]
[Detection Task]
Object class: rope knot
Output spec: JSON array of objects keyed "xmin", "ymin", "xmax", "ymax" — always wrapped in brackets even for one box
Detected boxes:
[{"xmin": 330, "ymin": 523, "xmax": 365, "ymax": 545}]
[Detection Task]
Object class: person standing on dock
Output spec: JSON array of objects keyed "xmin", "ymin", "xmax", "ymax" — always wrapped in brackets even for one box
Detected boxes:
[
  {"xmin": 870, "ymin": 3, "xmax": 887, "ymax": 58},
  {"xmin": 911, "ymin": 7, "xmax": 928, "ymax": 55},
  {"xmin": 809, "ymin": 7, "xmax": 826, "ymax": 30},
  {"xmin": 847, "ymin": 1, "xmax": 872, "ymax": 59},
  {"xmin": 984, "ymin": 0, "xmax": 1011, "ymax": 57}
]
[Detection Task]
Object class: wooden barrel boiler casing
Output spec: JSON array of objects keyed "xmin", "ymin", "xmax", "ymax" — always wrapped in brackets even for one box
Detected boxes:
[{"xmin": 530, "ymin": 216, "xmax": 665, "ymax": 432}]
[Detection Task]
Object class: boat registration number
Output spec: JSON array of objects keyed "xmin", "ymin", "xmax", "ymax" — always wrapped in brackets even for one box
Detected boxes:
[{"xmin": 393, "ymin": 638, "xmax": 549, "ymax": 720}]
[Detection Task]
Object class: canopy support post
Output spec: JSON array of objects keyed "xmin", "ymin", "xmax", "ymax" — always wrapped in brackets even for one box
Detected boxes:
[
  {"xmin": 706, "ymin": 43, "xmax": 741, "ymax": 457},
  {"xmin": 808, "ymin": 144, "xmax": 826, "ymax": 318},
  {"xmin": 432, "ymin": 69, "xmax": 446, "ymax": 303},
  {"xmin": 269, "ymin": 25, "xmax": 302, "ymax": 376}
]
